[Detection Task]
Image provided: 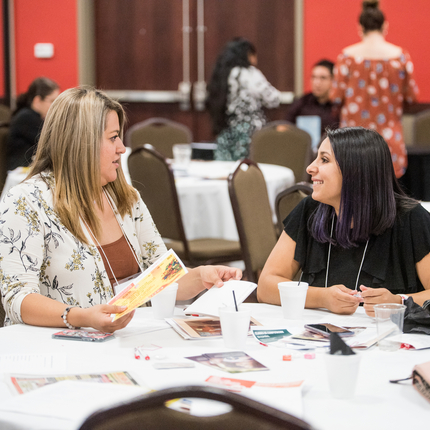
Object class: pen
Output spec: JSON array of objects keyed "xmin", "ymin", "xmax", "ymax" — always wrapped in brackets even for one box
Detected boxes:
[{"xmin": 134, "ymin": 347, "xmax": 141, "ymax": 360}]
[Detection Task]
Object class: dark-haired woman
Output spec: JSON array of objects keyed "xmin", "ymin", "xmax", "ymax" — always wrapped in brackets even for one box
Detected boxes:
[
  {"xmin": 7, "ymin": 77, "xmax": 60, "ymax": 171},
  {"xmin": 330, "ymin": 0, "xmax": 419, "ymax": 178},
  {"xmin": 257, "ymin": 127, "xmax": 430, "ymax": 316},
  {"xmin": 206, "ymin": 37, "xmax": 280, "ymax": 161}
]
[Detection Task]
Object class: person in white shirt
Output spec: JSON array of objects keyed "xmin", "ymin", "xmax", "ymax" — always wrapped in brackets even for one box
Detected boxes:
[
  {"xmin": 0, "ymin": 87, "xmax": 241, "ymax": 332},
  {"xmin": 207, "ymin": 37, "xmax": 280, "ymax": 161}
]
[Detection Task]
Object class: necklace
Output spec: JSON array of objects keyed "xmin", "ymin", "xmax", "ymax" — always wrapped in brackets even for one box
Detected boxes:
[{"xmin": 325, "ymin": 215, "xmax": 369, "ymax": 291}]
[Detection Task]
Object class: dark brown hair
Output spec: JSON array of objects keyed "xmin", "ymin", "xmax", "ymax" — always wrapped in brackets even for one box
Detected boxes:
[{"xmin": 359, "ymin": 0, "xmax": 385, "ymax": 33}]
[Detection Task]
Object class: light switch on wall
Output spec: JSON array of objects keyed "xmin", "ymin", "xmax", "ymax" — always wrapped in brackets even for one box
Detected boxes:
[{"xmin": 34, "ymin": 43, "xmax": 54, "ymax": 58}]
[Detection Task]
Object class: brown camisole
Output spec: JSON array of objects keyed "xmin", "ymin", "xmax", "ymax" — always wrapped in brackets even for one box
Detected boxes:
[{"xmin": 97, "ymin": 235, "xmax": 140, "ymax": 288}]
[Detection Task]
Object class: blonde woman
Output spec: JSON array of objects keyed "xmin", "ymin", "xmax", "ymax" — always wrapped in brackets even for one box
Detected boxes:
[{"xmin": 0, "ymin": 87, "xmax": 241, "ymax": 332}]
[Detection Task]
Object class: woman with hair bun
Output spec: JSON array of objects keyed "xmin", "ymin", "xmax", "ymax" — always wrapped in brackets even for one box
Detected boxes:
[
  {"xmin": 7, "ymin": 77, "xmax": 60, "ymax": 171},
  {"xmin": 257, "ymin": 127, "xmax": 430, "ymax": 316},
  {"xmin": 330, "ymin": 0, "xmax": 419, "ymax": 178},
  {"xmin": 206, "ymin": 37, "xmax": 280, "ymax": 161}
]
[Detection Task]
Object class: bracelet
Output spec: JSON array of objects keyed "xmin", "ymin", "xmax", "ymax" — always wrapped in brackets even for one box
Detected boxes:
[
  {"xmin": 62, "ymin": 307, "xmax": 79, "ymax": 330},
  {"xmin": 397, "ymin": 294, "xmax": 409, "ymax": 305}
]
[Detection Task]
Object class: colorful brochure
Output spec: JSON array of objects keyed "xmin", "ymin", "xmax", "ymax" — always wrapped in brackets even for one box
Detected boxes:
[{"xmin": 108, "ymin": 249, "xmax": 187, "ymax": 321}]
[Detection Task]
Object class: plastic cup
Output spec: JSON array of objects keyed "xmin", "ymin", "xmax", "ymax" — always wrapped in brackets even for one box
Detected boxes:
[
  {"xmin": 219, "ymin": 306, "xmax": 251, "ymax": 349},
  {"xmin": 150, "ymin": 283, "xmax": 178, "ymax": 319},
  {"xmin": 278, "ymin": 282, "xmax": 309, "ymax": 319},
  {"xmin": 324, "ymin": 352, "xmax": 361, "ymax": 399},
  {"xmin": 374, "ymin": 303, "xmax": 406, "ymax": 351},
  {"xmin": 172, "ymin": 144, "xmax": 192, "ymax": 167}
]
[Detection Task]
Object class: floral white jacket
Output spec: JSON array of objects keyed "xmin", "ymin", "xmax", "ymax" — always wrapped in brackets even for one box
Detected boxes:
[{"xmin": 0, "ymin": 173, "xmax": 167, "ymax": 326}]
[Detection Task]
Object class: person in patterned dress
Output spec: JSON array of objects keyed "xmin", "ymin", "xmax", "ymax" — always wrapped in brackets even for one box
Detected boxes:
[
  {"xmin": 207, "ymin": 37, "xmax": 280, "ymax": 161},
  {"xmin": 330, "ymin": 0, "xmax": 419, "ymax": 178},
  {"xmin": 0, "ymin": 87, "xmax": 241, "ymax": 332}
]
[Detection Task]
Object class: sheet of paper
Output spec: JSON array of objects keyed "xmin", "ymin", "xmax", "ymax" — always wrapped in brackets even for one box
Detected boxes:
[
  {"xmin": 0, "ymin": 380, "xmax": 148, "ymax": 423},
  {"xmin": 0, "ymin": 353, "xmax": 67, "ymax": 374},
  {"xmin": 185, "ymin": 280, "xmax": 257, "ymax": 317},
  {"xmin": 108, "ymin": 249, "xmax": 187, "ymax": 321}
]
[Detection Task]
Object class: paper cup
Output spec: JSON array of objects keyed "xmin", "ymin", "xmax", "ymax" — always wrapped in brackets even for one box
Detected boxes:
[
  {"xmin": 219, "ymin": 307, "xmax": 251, "ymax": 350},
  {"xmin": 278, "ymin": 282, "xmax": 308, "ymax": 319},
  {"xmin": 324, "ymin": 352, "xmax": 361, "ymax": 399},
  {"xmin": 151, "ymin": 283, "xmax": 178, "ymax": 319}
]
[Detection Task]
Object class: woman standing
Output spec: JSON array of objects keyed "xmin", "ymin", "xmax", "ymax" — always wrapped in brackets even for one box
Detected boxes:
[
  {"xmin": 7, "ymin": 77, "xmax": 60, "ymax": 171},
  {"xmin": 331, "ymin": 0, "xmax": 419, "ymax": 178},
  {"xmin": 207, "ymin": 37, "xmax": 280, "ymax": 161}
]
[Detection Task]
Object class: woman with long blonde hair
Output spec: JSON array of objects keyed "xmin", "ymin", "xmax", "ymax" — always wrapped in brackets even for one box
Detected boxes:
[{"xmin": 0, "ymin": 87, "xmax": 241, "ymax": 332}]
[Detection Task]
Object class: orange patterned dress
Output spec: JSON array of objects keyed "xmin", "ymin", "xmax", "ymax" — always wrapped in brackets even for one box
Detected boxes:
[{"xmin": 331, "ymin": 50, "xmax": 419, "ymax": 177}]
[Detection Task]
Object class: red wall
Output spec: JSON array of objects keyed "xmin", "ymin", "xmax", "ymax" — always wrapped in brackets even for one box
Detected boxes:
[
  {"xmin": 14, "ymin": 0, "xmax": 78, "ymax": 95},
  {"xmin": 304, "ymin": 0, "xmax": 430, "ymax": 102}
]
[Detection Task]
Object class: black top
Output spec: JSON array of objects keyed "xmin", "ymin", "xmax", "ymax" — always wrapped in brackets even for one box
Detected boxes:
[
  {"xmin": 283, "ymin": 196, "xmax": 430, "ymax": 295},
  {"xmin": 7, "ymin": 107, "xmax": 43, "ymax": 171},
  {"xmin": 285, "ymin": 93, "xmax": 339, "ymax": 135}
]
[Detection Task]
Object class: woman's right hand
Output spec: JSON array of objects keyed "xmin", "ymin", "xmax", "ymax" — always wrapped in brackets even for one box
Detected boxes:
[
  {"xmin": 322, "ymin": 284, "xmax": 362, "ymax": 315},
  {"xmin": 70, "ymin": 305, "xmax": 135, "ymax": 333}
]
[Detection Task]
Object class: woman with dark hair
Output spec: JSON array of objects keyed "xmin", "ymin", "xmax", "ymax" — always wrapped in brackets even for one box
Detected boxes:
[
  {"xmin": 7, "ymin": 77, "xmax": 60, "ymax": 171},
  {"xmin": 330, "ymin": 0, "xmax": 419, "ymax": 178},
  {"xmin": 207, "ymin": 37, "xmax": 280, "ymax": 161},
  {"xmin": 257, "ymin": 127, "xmax": 430, "ymax": 316}
]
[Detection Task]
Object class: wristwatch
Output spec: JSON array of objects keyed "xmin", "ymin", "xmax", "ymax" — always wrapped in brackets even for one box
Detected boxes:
[{"xmin": 397, "ymin": 294, "xmax": 409, "ymax": 305}]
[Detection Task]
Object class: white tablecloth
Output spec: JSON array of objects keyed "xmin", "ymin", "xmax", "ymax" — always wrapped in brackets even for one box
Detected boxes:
[
  {"xmin": 0, "ymin": 305, "xmax": 429, "ymax": 430},
  {"xmin": 1, "ymin": 148, "xmax": 295, "ymax": 242}
]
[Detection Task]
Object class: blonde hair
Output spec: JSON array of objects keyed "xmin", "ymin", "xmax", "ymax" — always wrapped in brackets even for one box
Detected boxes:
[{"xmin": 28, "ymin": 86, "xmax": 138, "ymax": 244}]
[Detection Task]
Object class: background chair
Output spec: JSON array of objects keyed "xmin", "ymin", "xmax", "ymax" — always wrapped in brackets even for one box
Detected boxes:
[
  {"xmin": 0, "ymin": 124, "xmax": 10, "ymax": 195},
  {"xmin": 249, "ymin": 121, "xmax": 312, "ymax": 182},
  {"xmin": 275, "ymin": 182, "xmax": 313, "ymax": 234},
  {"xmin": 79, "ymin": 385, "xmax": 313, "ymax": 430},
  {"xmin": 125, "ymin": 117, "xmax": 193, "ymax": 159},
  {"xmin": 128, "ymin": 144, "xmax": 242, "ymax": 267},
  {"xmin": 0, "ymin": 104, "xmax": 11, "ymax": 125},
  {"xmin": 412, "ymin": 109, "xmax": 430, "ymax": 147},
  {"xmin": 228, "ymin": 159, "xmax": 278, "ymax": 285}
]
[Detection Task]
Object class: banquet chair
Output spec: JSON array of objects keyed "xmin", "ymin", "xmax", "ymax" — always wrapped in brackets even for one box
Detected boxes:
[
  {"xmin": 128, "ymin": 144, "xmax": 242, "ymax": 267},
  {"xmin": 228, "ymin": 159, "xmax": 278, "ymax": 285},
  {"xmin": 412, "ymin": 109, "xmax": 430, "ymax": 147},
  {"xmin": 78, "ymin": 385, "xmax": 313, "ymax": 430},
  {"xmin": 125, "ymin": 117, "xmax": 193, "ymax": 159},
  {"xmin": 275, "ymin": 182, "xmax": 313, "ymax": 234},
  {"xmin": 249, "ymin": 121, "xmax": 312, "ymax": 182},
  {"xmin": 0, "ymin": 124, "xmax": 10, "ymax": 195}
]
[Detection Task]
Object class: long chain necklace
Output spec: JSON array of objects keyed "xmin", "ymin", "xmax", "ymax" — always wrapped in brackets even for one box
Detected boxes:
[{"xmin": 325, "ymin": 215, "xmax": 369, "ymax": 291}]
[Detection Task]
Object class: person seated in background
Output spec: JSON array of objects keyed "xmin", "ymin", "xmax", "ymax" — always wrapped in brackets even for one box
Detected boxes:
[
  {"xmin": 206, "ymin": 37, "xmax": 280, "ymax": 161},
  {"xmin": 6, "ymin": 77, "xmax": 60, "ymax": 171},
  {"xmin": 0, "ymin": 87, "xmax": 241, "ymax": 332},
  {"xmin": 257, "ymin": 127, "xmax": 430, "ymax": 316},
  {"xmin": 286, "ymin": 59, "xmax": 339, "ymax": 136}
]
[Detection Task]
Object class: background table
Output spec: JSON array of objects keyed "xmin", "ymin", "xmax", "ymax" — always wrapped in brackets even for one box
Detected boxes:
[
  {"xmin": 0, "ymin": 304, "xmax": 429, "ymax": 430},
  {"xmin": 1, "ymin": 149, "xmax": 295, "ymax": 242}
]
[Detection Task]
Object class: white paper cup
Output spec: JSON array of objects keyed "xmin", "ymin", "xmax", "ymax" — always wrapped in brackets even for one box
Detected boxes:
[
  {"xmin": 219, "ymin": 306, "xmax": 251, "ymax": 350},
  {"xmin": 324, "ymin": 352, "xmax": 361, "ymax": 399},
  {"xmin": 150, "ymin": 283, "xmax": 178, "ymax": 319},
  {"xmin": 374, "ymin": 303, "xmax": 406, "ymax": 351},
  {"xmin": 278, "ymin": 282, "xmax": 308, "ymax": 319}
]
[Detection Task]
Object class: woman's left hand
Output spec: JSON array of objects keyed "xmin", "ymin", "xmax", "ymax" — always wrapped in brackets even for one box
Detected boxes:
[
  {"xmin": 199, "ymin": 265, "xmax": 242, "ymax": 290},
  {"xmin": 360, "ymin": 285, "xmax": 402, "ymax": 317}
]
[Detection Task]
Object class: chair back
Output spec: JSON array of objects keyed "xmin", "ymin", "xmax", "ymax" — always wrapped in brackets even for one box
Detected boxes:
[
  {"xmin": 250, "ymin": 121, "xmax": 312, "ymax": 182},
  {"xmin": 228, "ymin": 159, "xmax": 278, "ymax": 283},
  {"xmin": 127, "ymin": 144, "xmax": 190, "ymax": 257},
  {"xmin": 0, "ymin": 125, "xmax": 10, "ymax": 195},
  {"xmin": 275, "ymin": 182, "xmax": 313, "ymax": 233},
  {"xmin": 412, "ymin": 109, "xmax": 430, "ymax": 147},
  {"xmin": 78, "ymin": 385, "xmax": 313, "ymax": 430},
  {"xmin": 125, "ymin": 117, "xmax": 193, "ymax": 158}
]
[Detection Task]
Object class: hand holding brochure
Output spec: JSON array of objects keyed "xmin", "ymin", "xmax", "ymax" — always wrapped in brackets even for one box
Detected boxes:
[
  {"xmin": 185, "ymin": 279, "xmax": 257, "ymax": 317},
  {"xmin": 108, "ymin": 249, "xmax": 187, "ymax": 321}
]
